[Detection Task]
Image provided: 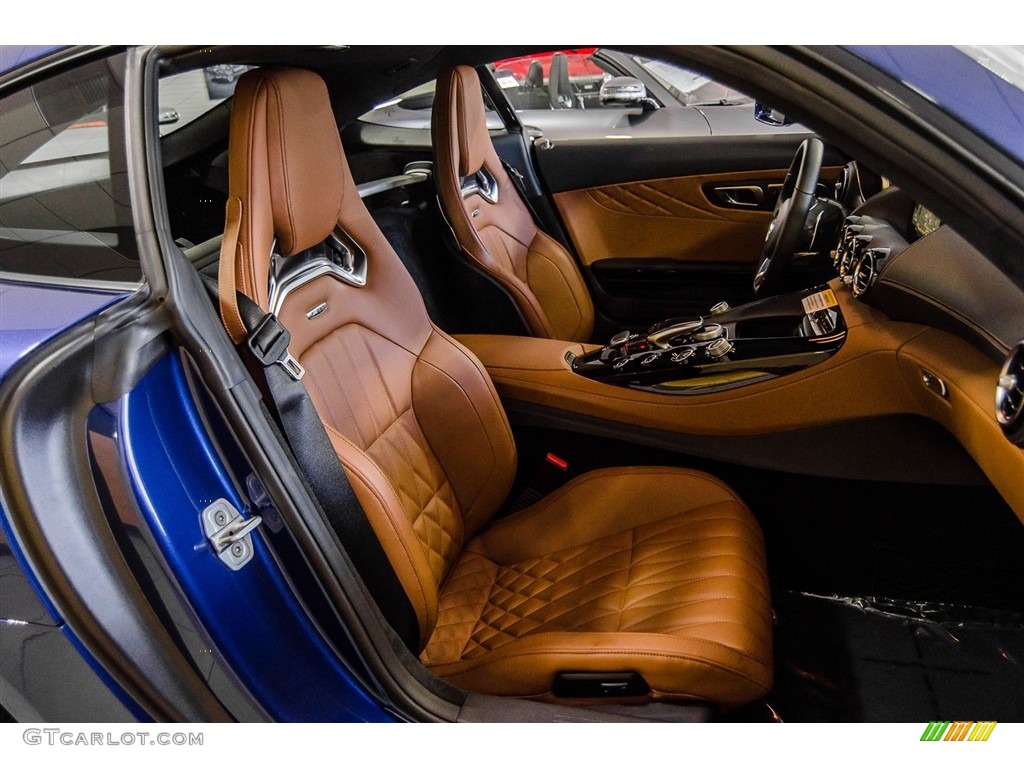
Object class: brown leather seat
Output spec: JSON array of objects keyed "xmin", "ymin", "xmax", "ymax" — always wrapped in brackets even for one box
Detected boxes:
[
  {"xmin": 433, "ymin": 65, "xmax": 595, "ymax": 343},
  {"xmin": 218, "ymin": 66, "xmax": 773, "ymax": 707}
]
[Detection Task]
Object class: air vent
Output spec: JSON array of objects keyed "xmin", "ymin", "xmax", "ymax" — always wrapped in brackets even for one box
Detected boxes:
[
  {"xmin": 834, "ymin": 218, "xmax": 863, "ymax": 274},
  {"xmin": 841, "ymin": 234, "xmax": 872, "ymax": 285},
  {"xmin": 996, "ymin": 341, "xmax": 1024, "ymax": 445},
  {"xmin": 851, "ymin": 247, "xmax": 889, "ymax": 298}
]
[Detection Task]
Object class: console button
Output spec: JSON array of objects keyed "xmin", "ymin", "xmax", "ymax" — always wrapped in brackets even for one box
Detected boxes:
[
  {"xmin": 609, "ymin": 330, "xmax": 632, "ymax": 348},
  {"xmin": 692, "ymin": 323, "xmax": 725, "ymax": 342},
  {"xmin": 670, "ymin": 347, "xmax": 696, "ymax": 364}
]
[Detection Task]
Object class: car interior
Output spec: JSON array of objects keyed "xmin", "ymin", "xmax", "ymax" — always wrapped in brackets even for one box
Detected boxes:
[{"xmin": 147, "ymin": 46, "xmax": 1024, "ymax": 722}]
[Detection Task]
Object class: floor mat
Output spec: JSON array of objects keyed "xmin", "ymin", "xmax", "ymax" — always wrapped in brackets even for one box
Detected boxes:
[{"xmin": 764, "ymin": 591, "xmax": 1024, "ymax": 722}]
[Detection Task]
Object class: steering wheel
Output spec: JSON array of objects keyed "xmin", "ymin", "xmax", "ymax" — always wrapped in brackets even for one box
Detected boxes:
[{"xmin": 752, "ymin": 137, "xmax": 824, "ymax": 296}]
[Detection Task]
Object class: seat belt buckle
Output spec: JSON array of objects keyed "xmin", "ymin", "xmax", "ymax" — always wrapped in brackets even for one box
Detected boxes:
[{"xmin": 247, "ymin": 313, "xmax": 306, "ymax": 381}]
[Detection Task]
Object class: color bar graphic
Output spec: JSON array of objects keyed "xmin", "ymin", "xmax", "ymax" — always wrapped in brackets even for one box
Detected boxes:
[{"xmin": 920, "ymin": 721, "xmax": 996, "ymax": 741}]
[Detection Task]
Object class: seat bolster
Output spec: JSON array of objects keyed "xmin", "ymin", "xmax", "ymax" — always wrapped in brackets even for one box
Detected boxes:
[
  {"xmin": 412, "ymin": 330, "xmax": 517, "ymax": 537},
  {"xmin": 525, "ymin": 230, "xmax": 595, "ymax": 343},
  {"xmin": 426, "ymin": 630, "xmax": 773, "ymax": 705}
]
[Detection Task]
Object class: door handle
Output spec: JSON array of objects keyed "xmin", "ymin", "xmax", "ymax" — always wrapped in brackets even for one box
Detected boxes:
[{"xmin": 713, "ymin": 185, "xmax": 765, "ymax": 208}]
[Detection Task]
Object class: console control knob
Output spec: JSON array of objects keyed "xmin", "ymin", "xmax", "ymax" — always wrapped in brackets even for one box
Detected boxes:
[
  {"xmin": 640, "ymin": 353, "xmax": 661, "ymax": 366},
  {"xmin": 709, "ymin": 301, "xmax": 730, "ymax": 315},
  {"xmin": 706, "ymin": 337, "xmax": 733, "ymax": 359},
  {"xmin": 670, "ymin": 347, "xmax": 695, "ymax": 364},
  {"xmin": 692, "ymin": 323, "xmax": 725, "ymax": 342}
]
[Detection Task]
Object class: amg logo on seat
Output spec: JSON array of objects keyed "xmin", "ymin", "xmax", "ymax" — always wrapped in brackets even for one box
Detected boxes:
[{"xmin": 306, "ymin": 302, "xmax": 328, "ymax": 319}]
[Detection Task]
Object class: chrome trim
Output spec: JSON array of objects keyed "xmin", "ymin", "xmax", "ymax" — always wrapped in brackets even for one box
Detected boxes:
[
  {"xmin": 609, "ymin": 330, "xmax": 632, "ymax": 348},
  {"xmin": 277, "ymin": 353, "xmax": 305, "ymax": 381},
  {"xmin": 267, "ymin": 229, "xmax": 367, "ymax": 317},
  {"xmin": 670, "ymin": 347, "xmax": 696, "ymax": 364},
  {"xmin": 0, "ymin": 270, "xmax": 141, "ymax": 293},
  {"xmin": 266, "ymin": 237, "xmax": 281, "ymax": 314},
  {"xmin": 692, "ymin": 323, "xmax": 725, "ymax": 343},
  {"xmin": 461, "ymin": 167, "xmax": 499, "ymax": 204},
  {"xmin": 647, "ymin": 318, "xmax": 704, "ymax": 348},
  {"xmin": 705, "ymin": 337, "xmax": 734, "ymax": 359},
  {"xmin": 921, "ymin": 369, "xmax": 948, "ymax": 399},
  {"xmin": 201, "ymin": 499, "xmax": 263, "ymax": 572},
  {"xmin": 357, "ymin": 161, "xmax": 433, "ymax": 199},
  {"xmin": 715, "ymin": 185, "xmax": 764, "ymax": 208},
  {"xmin": 852, "ymin": 247, "xmax": 889, "ymax": 298},
  {"xmin": 996, "ymin": 342, "xmax": 1024, "ymax": 430},
  {"xmin": 851, "ymin": 252, "xmax": 875, "ymax": 297}
]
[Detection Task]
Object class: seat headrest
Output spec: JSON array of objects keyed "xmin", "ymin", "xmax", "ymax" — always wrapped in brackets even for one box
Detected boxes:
[
  {"xmin": 231, "ymin": 67, "xmax": 346, "ymax": 260},
  {"xmin": 219, "ymin": 67, "xmax": 350, "ymax": 340},
  {"xmin": 438, "ymin": 65, "xmax": 489, "ymax": 177}
]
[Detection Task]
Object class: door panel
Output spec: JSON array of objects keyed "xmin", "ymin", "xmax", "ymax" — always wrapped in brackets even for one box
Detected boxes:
[
  {"xmin": 554, "ymin": 169, "xmax": 781, "ymax": 268},
  {"xmin": 554, "ymin": 169, "xmax": 783, "ymax": 322},
  {"xmin": 535, "ymin": 136, "xmax": 844, "ymax": 325},
  {"xmin": 534, "ymin": 134, "xmax": 825, "ymax": 192}
]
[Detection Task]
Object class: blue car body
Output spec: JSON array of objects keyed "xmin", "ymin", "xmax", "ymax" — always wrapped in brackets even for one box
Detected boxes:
[{"xmin": 2, "ymin": 44, "xmax": 1023, "ymax": 724}]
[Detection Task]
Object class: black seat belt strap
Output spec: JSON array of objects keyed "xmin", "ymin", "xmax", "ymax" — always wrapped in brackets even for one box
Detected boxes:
[{"xmin": 201, "ymin": 274, "xmax": 420, "ymax": 650}]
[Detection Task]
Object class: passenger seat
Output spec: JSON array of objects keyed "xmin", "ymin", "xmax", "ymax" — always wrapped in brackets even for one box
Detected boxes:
[
  {"xmin": 217, "ymin": 66, "xmax": 773, "ymax": 707},
  {"xmin": 432, "ymin": 65, "xmax": 595, "ymax": 343}
]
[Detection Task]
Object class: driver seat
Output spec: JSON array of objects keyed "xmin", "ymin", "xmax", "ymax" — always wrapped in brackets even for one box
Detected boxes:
[
  {"xmin": 218, "ymin": 66, "xmax": 773, "ymax": 706},
  {"xmin": 433, "ymin": 64, "xmax": 595, "ymax": 343}
]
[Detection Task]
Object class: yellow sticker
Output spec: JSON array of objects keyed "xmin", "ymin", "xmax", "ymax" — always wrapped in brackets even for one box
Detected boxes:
[{"xmin": 801, "ymin": 289, "xmax": 838, "ymax": 314}]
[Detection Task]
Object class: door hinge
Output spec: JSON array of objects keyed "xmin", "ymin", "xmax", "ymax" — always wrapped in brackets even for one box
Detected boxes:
[{"xmin": 201, "ymin": 498, "xmax": 263, "ymax": 571}]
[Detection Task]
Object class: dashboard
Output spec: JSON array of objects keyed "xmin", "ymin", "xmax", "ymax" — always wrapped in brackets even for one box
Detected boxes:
[{"xmin": 833, "ymin": 186, "xmax": 1024, "ymax": 450}]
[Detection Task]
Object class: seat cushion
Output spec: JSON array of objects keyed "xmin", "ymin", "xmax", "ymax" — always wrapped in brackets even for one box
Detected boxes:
[{"xmin": 420, "ymin": 467, "xmax": 773, "ymax": 706}]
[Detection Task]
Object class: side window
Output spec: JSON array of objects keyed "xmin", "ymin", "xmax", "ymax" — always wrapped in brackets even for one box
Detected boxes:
[
  {"xmin": 158, "ymin": 65, "xmax": 249, "ymax": 247},
  {"xmin": 629, "ymin": 55, "xmax": 753, "ymax": 106},
  {"xmin": 159, "ymin": 64, "xmax": 250, "ymax": 136},
  {"xmin": 0, "ymin": 53, "xmax": 141, "ymax": 284},
  {"xmin": 492, "ymin": 49, "xmax": 616, "ymax": 111}
]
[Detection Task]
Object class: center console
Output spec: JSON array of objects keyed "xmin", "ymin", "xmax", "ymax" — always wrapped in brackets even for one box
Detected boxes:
[{"xmin": 567, "ymin": 287, "xmax": 848, "ymax": 394}]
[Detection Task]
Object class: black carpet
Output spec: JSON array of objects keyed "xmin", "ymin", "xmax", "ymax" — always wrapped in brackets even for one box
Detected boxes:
[{"xmin": 760, "ymin": 591, "xmax": 1024, "ymax": 722}]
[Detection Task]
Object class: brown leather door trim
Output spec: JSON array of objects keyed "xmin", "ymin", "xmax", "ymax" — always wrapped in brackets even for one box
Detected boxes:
[{"xmin": 554, "ymin": 167, "xmax": 842, "ymax": 268}]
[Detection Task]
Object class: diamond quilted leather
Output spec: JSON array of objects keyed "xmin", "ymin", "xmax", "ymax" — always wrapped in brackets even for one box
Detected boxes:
[
  {"xmin": 423, "ymin": 501, "xmax": 769, "ymax": 665},
  {"xmin": 588, "ymin": 179, "xmax": 726, "ymax": 220},
  {"xmin": 419, "ymin": 469, "xmax": 774, "ymax": 708}
]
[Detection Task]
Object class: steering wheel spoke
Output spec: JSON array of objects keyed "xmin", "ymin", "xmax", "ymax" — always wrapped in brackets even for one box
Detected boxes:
[{"xmin": 753, "ymin": 137, "xmax": 824, "ymax": 296}]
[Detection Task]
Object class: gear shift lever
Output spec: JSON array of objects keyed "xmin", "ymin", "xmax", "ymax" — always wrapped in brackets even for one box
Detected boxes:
[{"xmin": 646, "ymin": 317, "xmax": 704, "ymax": 348}]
